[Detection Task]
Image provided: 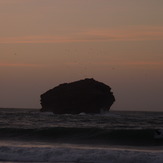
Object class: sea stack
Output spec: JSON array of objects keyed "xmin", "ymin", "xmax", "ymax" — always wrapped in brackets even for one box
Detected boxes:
[{"xmin": 40, "ymin": 78, "xmax": 115, "ymax": 114}]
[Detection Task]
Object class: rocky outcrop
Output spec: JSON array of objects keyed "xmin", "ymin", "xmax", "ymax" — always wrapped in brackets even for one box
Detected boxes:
[{"xmin": 40, "ymin": 78, "xmax": 115, "ymax": 114}]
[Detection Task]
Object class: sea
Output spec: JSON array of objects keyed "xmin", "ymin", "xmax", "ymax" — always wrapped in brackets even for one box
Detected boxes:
[{"xmin": 0, "ymin": 108, "xmax": 163, "ymax": 163}]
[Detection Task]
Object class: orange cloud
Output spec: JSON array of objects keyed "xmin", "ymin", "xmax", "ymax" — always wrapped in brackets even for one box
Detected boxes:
[
  {"xmin": 0, "ymin": 26, "xmax": 163, "ymax": 43},
  {"xmin": 124, "ymin": 61, "xmax": 163, "ymax": 66},
  {"xmin": 85, "ymin": 26, "xmax": 163, "ymax": 41},
  {"xmin": 0, "ymin": 63, "xmax": 45, "ymax": 67}
]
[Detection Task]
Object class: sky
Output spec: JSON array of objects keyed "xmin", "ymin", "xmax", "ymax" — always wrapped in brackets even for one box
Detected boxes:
[{"xmin": 0, "ymin": 0, "xmax": 163, "ymax": 111}]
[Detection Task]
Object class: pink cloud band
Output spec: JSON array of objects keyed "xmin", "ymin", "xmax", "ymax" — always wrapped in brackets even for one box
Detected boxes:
[
  {"xmin": 0, "ymin": 26, "xmax": 163, "ymax": 44},
  {"xmin": 0, "ymin": 63, "xmax": 44, "ymax": 67}
]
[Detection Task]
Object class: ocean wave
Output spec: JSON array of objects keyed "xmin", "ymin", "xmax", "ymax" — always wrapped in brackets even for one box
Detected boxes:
[
  {"xmin": 0, "ymin": 127, "xmax": 162, "ymax": 146},
  {"xmin": 0, "ymin": 145, "xmax": 163, "ymax": 163}
]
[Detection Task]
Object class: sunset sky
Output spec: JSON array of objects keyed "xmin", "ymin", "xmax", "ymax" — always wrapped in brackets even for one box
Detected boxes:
[{"xmin": 0, "ymin": 0, "xmax": 163, "ymax": 111}]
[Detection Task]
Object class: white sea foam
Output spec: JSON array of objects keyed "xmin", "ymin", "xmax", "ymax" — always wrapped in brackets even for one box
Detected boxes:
[{"xmin": 0, "ymin": 145, "xmax": 162, "ymax": 163}]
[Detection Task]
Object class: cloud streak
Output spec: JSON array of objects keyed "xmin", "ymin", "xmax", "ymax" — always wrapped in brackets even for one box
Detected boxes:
[
  {"xmin": 66, "ymin": 60, "xmax": 163, "ymax": 67},
  {"xmin": 0, "ymin": 26, "xmax": 163, "ymax": 44},
  {"xmin": 0, "ymin": 63, "xmax": 45, "ymax": 67},
  {"xmin": 83, "ymin": 26, "xmax": 163, "ymax": 41}
]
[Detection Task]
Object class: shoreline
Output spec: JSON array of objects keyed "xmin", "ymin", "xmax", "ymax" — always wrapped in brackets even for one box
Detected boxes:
[{"xmin": 0, "ymin": 138, "xmax": 163, "ymax": 151}]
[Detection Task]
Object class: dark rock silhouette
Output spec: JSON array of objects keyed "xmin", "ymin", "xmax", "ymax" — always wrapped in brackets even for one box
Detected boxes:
[{"xmin": 40, "ymin": 78, "xmax": 115, "ymax": 114}]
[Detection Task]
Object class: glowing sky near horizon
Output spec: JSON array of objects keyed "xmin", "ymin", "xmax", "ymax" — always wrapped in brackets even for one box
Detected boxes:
[{"xmin": 0, "ymin": 0, "xmax": 163, "ymax": 111}]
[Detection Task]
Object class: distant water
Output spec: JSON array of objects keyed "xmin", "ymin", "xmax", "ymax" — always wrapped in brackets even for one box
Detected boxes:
[{"xmin": 0, "ymin": 108, "xmax": 163, "ymax": 163}]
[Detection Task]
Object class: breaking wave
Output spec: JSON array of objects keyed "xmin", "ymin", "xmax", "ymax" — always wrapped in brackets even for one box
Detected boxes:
[
  {"xmin": 0, "ymin": 127, "xmax": 163, "ymax": 146},
  {"xmin": 0, "ymin": 145, "xmax": 163, "ymax": 163}
]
